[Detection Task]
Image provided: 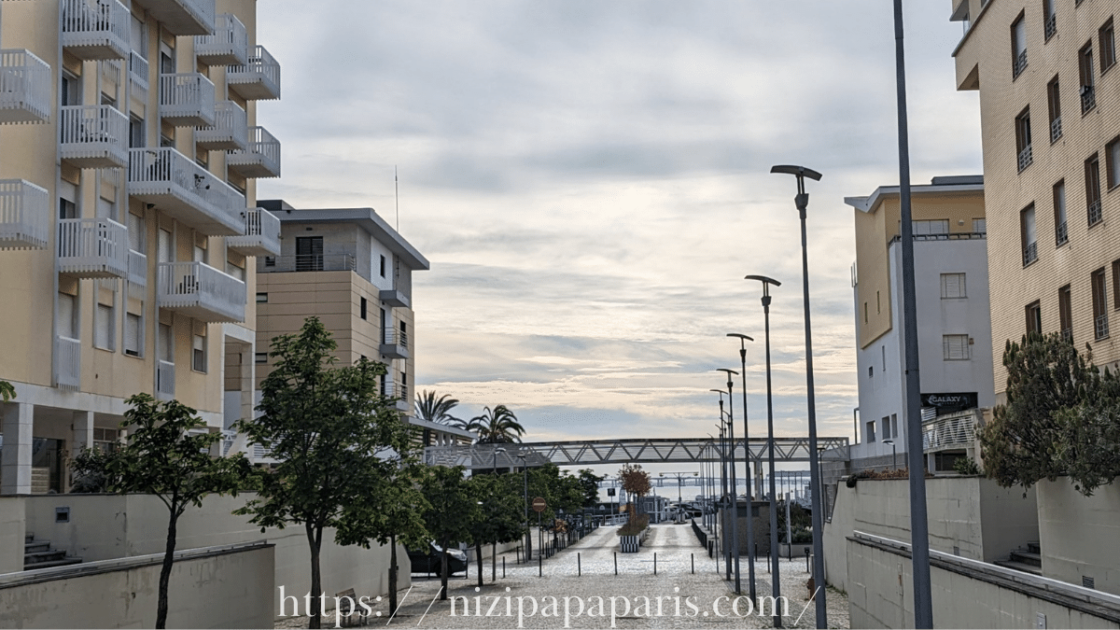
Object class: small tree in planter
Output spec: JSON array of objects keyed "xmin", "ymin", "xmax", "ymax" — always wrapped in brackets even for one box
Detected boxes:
[{"xmin": 617, "ymin": 463, "xmax": 651, "ymax": 527}]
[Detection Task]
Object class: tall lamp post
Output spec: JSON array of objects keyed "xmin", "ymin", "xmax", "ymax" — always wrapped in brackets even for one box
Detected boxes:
[
  {"xmin": 883, "ymin": 439, "xmax": 898, "ymax": 470},
  {"xmin": 744, "ymin": 274, "xmax": 783, "ymax": 628},
  {"xmin": 727, "ymin": 333, "xmax": 758, "ymax": 603},
  {"xmin": 710, "ymin": 389, "xmax": 731, "ymax": 581},
  {"xmin": 717, "ymin": 368, "xmax": 742, "ymax": 594},
  {"xmin": 516, "ymin": 453, "xmax": 530, "ymax": 563},
  {"xmin": 492, "ymin": 446, "xmax": 506, "ymax": 582},
  {"xmin": 770, "ymin": 164, "xmax": 827, "ymax": 628}
]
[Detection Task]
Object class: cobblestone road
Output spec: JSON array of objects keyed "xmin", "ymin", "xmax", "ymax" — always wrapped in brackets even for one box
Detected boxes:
[{"xmin": 276, "ymin": 522, "xmax": 849, "ymax": 629}]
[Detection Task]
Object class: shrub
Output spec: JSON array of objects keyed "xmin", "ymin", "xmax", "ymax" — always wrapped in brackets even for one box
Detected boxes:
[{"xmin": 617, "ymin": 513, "xmax": 649, "ymax": 536}]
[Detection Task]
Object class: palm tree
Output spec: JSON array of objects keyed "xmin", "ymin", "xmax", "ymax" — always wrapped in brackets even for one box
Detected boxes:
[
  {"xmin": 469, "ymin": 405, "xmax": 526, "ymax": 444},
  {"xmin": 414, "ymin": 390, "xmax": 469, "ymax": 429}
]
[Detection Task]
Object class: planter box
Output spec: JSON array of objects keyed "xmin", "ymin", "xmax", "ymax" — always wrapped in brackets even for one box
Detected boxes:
[{"xmin": 619, "ymin": 527, "xmax": 650, "ymax": 553}]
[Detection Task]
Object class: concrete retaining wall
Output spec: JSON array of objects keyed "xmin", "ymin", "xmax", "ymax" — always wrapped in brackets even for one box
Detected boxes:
[{"xmin": 1037, "ymin": 480, "xmax": 1120, "ymax": 596}]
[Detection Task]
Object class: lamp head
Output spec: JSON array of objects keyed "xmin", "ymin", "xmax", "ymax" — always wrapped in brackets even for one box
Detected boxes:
[
  {"xmin": 770, "ymin": 164, "xmax": 823, "ymax": 181},
  {"xmin": 727, "ymin": 333, "xmax": 754, "ymax": 342}
]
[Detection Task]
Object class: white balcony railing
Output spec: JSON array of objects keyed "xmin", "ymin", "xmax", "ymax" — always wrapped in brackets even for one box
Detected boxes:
[
  {"xmin": 0, "ymin": 49, "xmax": 52, "ymax": 124},
  {"xmin": 227, "ymin": 45, "xmax": 280, "ymax": 101},
  {"xmin": 56, "ymin": 335, "xmax": 81, "ymax": 390},
  {"xmin": 60, "ymin": 105, "xmax": 129, "ymax": 168},
  {"xmin": 226, "ymin": 126, "xmax": 280, "ymax": 178},
  {"xmin": 922, "ymin": 411, "xmax": 977, "ymax": 452},
  {"xmin": 57, "ymin": 218, "xmax": 129, "ymax": 278},
  {"xmin": 0, "ymin": 179, "xmax": 49, "ymax": 250},
  {"xmin": 195, "ymin": 100, "xmax": 247, "ymax": 151},
  {"xmin": 128, "ymin": 51, "xmax": 149, "ymax": 101},
  {"xmin": 128, "ymin": 148, "xmax": 245, "ymax": 235},
  {"xmin": 128, "ymin": 249, "xmax": 147, "ymax": 286},
  {"xmin": 157, "ymin": 260, "xmax": 246, "ymax": 323},
  {"xmin": 61, "ymin": 0, "xmax": 130, "ymax": 61},
  {"xmin": 130, "ymin": 0, "xmax": 215, "ymax": 37},
  {"xmin": 226, "ymin": 207, "xmax": 280, "ymax": 257},
  {"xmin": 195, "ymin": 13, "xmax": 248, "ymax": 65},
  {"xmin": 157, "ymin": 359, "xmax": 175, "ymax": 398},
  {"xmin": 159, "ymin": 72, "xmax": 215, "ymax": 127}
]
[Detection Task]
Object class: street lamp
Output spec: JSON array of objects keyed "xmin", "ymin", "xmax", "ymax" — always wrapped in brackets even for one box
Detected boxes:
[
  {"xmin": 492, "ymin": 446, "xmax": 506, "ymax": 581},
  {"xmin": 770, "ymin": 163, "xmax": 827, "ymax": 628},
  {"xmin": 883, "ymin": 439, "xmax": 898, "ymax": 470},
  {"xmin": 516, "ymin": 453, "xmax": 530, "ymax": 563},
  {"xmin": 727, "ymin": 332, "xmax": 758, "ymax": 603},
  {"xmin": 710, "ymin": 388, "xmax": 731, "ymax": 581},
  {"xmin": 744, "ymin": 273, "xmax": 783, "ymax": 628},
  {"xmin": 717, "ymin": 368, "xmax": 742, "ymax": 595},
  {"xmin": 659, "ymin": 471, "xmax": 699, "ymax": 521}
]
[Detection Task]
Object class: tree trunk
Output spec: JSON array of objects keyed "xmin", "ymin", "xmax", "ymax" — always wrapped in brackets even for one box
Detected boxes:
[
  {"xmin": 439, "ymin": 538, "xmax": 449, "ymax": 601},
  {"xmin": 155, "ymin": 510, "xmax": 179, "ymax": 629},
  {"xmin": 389, "ymin": 534, "xmax": 398, "ymax": 616},
  {"xmin": 475, "ymin": 542, "xmax": 484, "ymax": 588},
  {"xmin": 308, "ymin": 524, "xmax": 323, "ymax": 629}
]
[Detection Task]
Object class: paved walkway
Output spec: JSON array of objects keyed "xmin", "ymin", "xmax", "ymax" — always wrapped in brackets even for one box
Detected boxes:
[{"xmin": 277, "ymin": 522, "xmax": 849, "ymax": 628}]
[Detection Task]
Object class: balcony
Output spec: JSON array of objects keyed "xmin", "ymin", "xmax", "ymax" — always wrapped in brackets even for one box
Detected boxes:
[
  {"xmin": 129, "ymin": 0, "xmax": 215, "ymax": 36},
  {"xmin": 1096, "ymin": 314, "xmax": 1110, "ymax": 340},
  {"xmin": 1050, "ymin": 116, "xmax": 1062, "ymax": 143},
  {"xmin": 195, "ymin": 101, "xmax": 246, "ymax": 151},
  {"xmin": 1017, "ymin": 145, "xmax": 1033, "ymax": 172},
  {"xmin": 128, "ymin": 249, "xmax": 147, "ymax": 286},
  {"xmin": 1044, "ymin": 14, "xmax": 1057, "ymax": 41},
  {"xmin": 226, "ymin": 208, "xmax": 280, "ymax": 257},
  {"xmin": 258, "ymin": 253, "xmax": 355, "ymax": 275},
  {"xmin": 1012, "ymin": 50, "xmax": 1028, "ymax": 79},
  {"xmin": 157, "ymin": 360, "xmax": 175, "ymax": 399},
  {"xmin": 56, "ymin": 336, "xmax": 81, "ymax": 391},
  {"xmin": 1056, "ymin": 221, "xmax": 1068, "ymax": 246},
  {"xmin": 61, "ymin": 0, "xmax": 130, "ymax": 61},
  {"xmin": 0, "ymin": 179, "xmax": 49, "ymax": 250},
  {"xmin": 380, "ymin": 329, "xmax": 409, "ymax": 360},
  {"xmin": 1022, "ymin": 241, "xmax": 1037, "ymax": 267},
  {"xmin": 157, "ymin": 261, "xmax": 246, "ymax": 323},
  {"xmin": 380, "ymin": 288, "xmax": 410, "ymax": 309},
  {"xmin": 227, "ymin": 45, "xmax": 280, "ymax": 101},
  {"xmin": 159, "ymin": 72, "xmax": 215, "ymax": 127},
  {"xmin": 226, "ymin": 126, "xmax": 280, "ymax": 178},
  {"xmin": 195, "ymin": 13, "xmax": 247, "ymax": 66},
  {"xmin": 1089, "ymin": 199, "xmax": 1103, "ymax": 226},
  {"xmin": 0, "ymin": 49, "xmax": 51, "ymax": 124},
  {"xmin": 383, "ymin": 379, "xmax": 410, "ymax": 412},
  {"xmin": 1082, "ymin": 85, "xmax": 1096, "ymax": 114},
  {"xmin": 128, "ymin": 148, "xmax": 245, "ymax": 235},
  {"xmin": 60, "ymin": 105, "xmax": 129, "ymax": 168},
  {"xmin": 57, "ymin": 218, "xmax": 129, "ymax": 279},
  {"xmin": 128, "ymin": 52, "xmax": 149, "ymax": 101}
]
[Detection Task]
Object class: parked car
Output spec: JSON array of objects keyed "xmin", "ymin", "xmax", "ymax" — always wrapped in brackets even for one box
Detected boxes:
[{"xmin": 407, "ymin": 542, "xmax": 468, "ymax": 575}]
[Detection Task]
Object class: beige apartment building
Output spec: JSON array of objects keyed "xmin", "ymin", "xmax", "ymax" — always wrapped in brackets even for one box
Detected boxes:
[
  {"xmin": 0, "ymin": 0, "xmax": 282, "ymax": 494},
  {"xmin": 951, "ymin": 0, "xmax": 1120, "ymax": 397},
  {"xmin": 253, "ymin": 200, "xmax": 472, "ymax": 448}
]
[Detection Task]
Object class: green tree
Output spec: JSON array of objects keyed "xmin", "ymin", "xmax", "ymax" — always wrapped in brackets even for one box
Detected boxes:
[
  {"xmin": 470, "ymin": 405, "xmax": 526, "ymax": 443},
  {"xmin": 1054, "ymin": 366, "xmax": 1120, "ymax": 495},
  {"xmin": 576, "ymin": 469, "xmax": 605, "ymax": 508},
  {"xmin": 465, "ymin": 473, "xmax": 523, "ymax": 587},
  {"xmin": 105, "ymin": 394, "xmax": 249, "ymax": 629},
  {"xmin": 235, "ymin": 317, "xmax": 409, "ymax": 629},
  {"xmin": 420, "ymin": 465, "xmax": 476, "ymax": 600},
  {"xmin": 0, "ymin": 380, "xmax": 14, "ymax": 402},
  {"xmin": 980, "ymin": 333, "xmax": 1093, "ymax": 491}
]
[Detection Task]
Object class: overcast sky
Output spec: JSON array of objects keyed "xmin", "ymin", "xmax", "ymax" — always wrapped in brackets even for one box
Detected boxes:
[{"xmin": 258, "ymin": 1, "xmax": 982, "ymax": 471}]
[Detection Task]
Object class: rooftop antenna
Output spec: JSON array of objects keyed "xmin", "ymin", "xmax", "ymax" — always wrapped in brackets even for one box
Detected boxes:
[{"xmin": 394, "ymin": 166, "xmax": 399, "ymax": 232}]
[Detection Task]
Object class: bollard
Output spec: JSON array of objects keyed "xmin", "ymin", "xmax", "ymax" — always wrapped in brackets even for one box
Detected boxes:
[
  {"xmin": 654, "ymin": 553, "xmax": 657, "ymax": 576},
  {"xmin": 539, "ymin": 549, "xmax": 542, "ymax": 577},
  {"xmin": 578, "ymin": 552, "xmax": 581, "ymax": 576},
  {"xmin": 614, "ymin": 552, "xmax": 618, "ymax": 576},
  {"xmin": 503, "ymin": 556, "xmax": 506, "ymax": 579},
  {"xmin": 692, "ymin": 553, "xmax": 695, "ymax": 575},
  {"xmin": 805, "ymin": 547, "xmax": 811, "ymax": 574}
]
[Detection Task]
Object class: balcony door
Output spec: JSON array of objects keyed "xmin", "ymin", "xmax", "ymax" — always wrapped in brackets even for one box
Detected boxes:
[{"xmin": 295, "ymin": 236, "xmax": 323, "ymax": 271}]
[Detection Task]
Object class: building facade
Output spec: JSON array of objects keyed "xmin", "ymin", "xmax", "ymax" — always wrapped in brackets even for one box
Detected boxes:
[
  {"xmin": 846, "ymin": 176, "xmax": 995, "ymax": 472},
  {"xmin": 0, "ymin": 0, "xmax": 282, "ymax": 494},
  {"xmin": 951, "ymin": 0, "xmax": 1120, "ymax": 397}
]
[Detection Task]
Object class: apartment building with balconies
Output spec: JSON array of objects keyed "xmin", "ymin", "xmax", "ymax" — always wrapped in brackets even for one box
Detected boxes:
[
  {"xmin": 845, "ymin": 176, "xmax": 996, "ymax": 474},
  {"xmin": 0, "ymin": 0, "xmax": 282, "ymax": 494},
  {"xmin": 250, "ymin": 200, "xmax": 467, "ymax": 446},
  {"xmin": 951, "ymin": 0, "xmax": 1120, "ymax": 398}
]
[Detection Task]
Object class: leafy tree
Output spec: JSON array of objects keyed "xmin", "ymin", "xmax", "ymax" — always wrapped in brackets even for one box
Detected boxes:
[
  {"xmin": 576, "ymin": 469, "xmax": 605, "ymax": 508},
  {"xmin": 465, "ymin": 473, "xmax": 523, "ymax": 587},
  {"xmin": 1053, "ymin": 367, "xmax": 1120, "ymax": 495},
  {"xmin": 69, "ymin": 447, "xmax": 114, "ymax": 493},
  {"xmin": 235, "ymin": 317, "xmax": 409, "ymax": 629},
  {"xmin": 470, "ymin": 405, "xmax": 526, "ymax": 443},
  {"xmin": 105, "ymin": 394, "xmax": 250, "ymax": 629},
  {"xmin": 0, "ymin": 380, "xmax": 14, "ymax": 402},
  {"xmin": 415, "ymin": 390, "xmax": 468, "ymax": 429},
  {"xmin": 980, "ymin": 333, "xmax": 1093, "ymax": 492},
  {"xmin": 420, "ymin": 465, "xmax": 476, "ymax": 600},
  {"xmin": 618, "ymin": 463, "xmax": 651, "ymax": 521}
]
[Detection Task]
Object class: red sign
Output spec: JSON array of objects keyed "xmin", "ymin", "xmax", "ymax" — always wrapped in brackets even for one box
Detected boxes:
[{"xmin": 532, "ymin": 497, "xmax": 547, "ymax": 513}]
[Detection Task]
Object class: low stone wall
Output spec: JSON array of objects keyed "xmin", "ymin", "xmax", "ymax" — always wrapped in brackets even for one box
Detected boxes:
[
  {"xmin": 0, "ymin": 543, "xmax": 274, "ymax": 628},
  {"xmin": 1037, "ymin": 479, "xmax": 1120, "ymax": 596}
]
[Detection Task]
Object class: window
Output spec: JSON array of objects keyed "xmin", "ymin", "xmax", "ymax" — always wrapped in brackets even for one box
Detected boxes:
[
  {"xmin": 1044, "ymin": 0, "xmax": 1057, "ymax": 40},
  {"xmin": 1054, "ymin": 180, "xmax": 1068, "ymax": 245},
  {"xmin": 59, "ymin": 198, "xmax": 77, "ymax": 220},
  {"xmin": 264, "ymin": 256, "xmax": 275, "ymax": 267},
  {"xmin": 379, "ymin": 255, "xmax": 386, "ymax": 278},
  {"xmin": 941, "ymin": 273, "xmax": 967, "ymax": 298},
  {"xmin": 891, "ymin": 414, "xmax": 899, "ymax": 440},
  {"xmin": 1012, "ymin": 14, "xmax": 1028, "ymax": 78},
  {"xmin": 912, "ymin": 220, "xmax": 949, "ymax": 236},
  {"xmin": 1021, "ymin": 204, "xmax": 1038, "ymax": 266},
  {"xmin": 1059, "ymin": 285, "xmax": 1073, "ymax": 341},
  {"xmin": 1080, "ymin": 42, "xmax": 1097, "ymax": 113},
  {"xmin": 295, "ymin": 236, "xmax": 323, "ymax": 271},
  {"xmin": 61, "ymin": 72, "xmax": 81, "ymax": 107},
  {"xmin": 1016, "ymin": 107, "xmax": 1033, "ymax": 171},
  {"xmin": 868, "ymin": 365, "xmax": 873, "ymax": 378},
  {"xmin": 158, "ymin": 323, "xmax": 173, "ymax": 363},
  {"xmin": 360, "ymin": 297, "xmax": 368, "ymax": 320},
  {"xmin": 95, "ymin": 304, "xmax": 114, "ymax": 351},
  {"xmin": 1086, "ymin": 153, "xmax": 1103, "ymax": 226},
  {"xmin": 225, "ymin": 260, "xmax": 244, "ymax": 281},
  {"xmin": 876, "ymin": 291, "xmax": 881, "ymax": 313},
  {"xmin": 1047, "ymin": 76, "xmax": 1062, "ymax": 142},
  {"xmin": 157, "ymin": 228, "xmax": 172, "ymax": 263},
  {"xmin": 124, "ymin": 313, "xmax": 142, "ymax": 357},
  {"xmin": 254, "ymin": 352, "xmax": 268, "ymax": 364},
  {"xmin": 1026, "ymin": 301, "xmax": 1042, "ymax": 337},
  {"xmin": 863, "ymin": 302, "xmax": 868, "ymax": 324},
  {"xmin": 127, "ymin": 212, "xmax": 145, "ymax": 251},
  {"xmin": 881, "ymin": 345, "xmax": 886, "ymax": 372},
  {"xmin": 1092, "ymin": 267, "xmax": 1109, "ymax": 339},
  {"xmin": 192, "ymin": 334, "xmax": 206, "ymax": 372},
  {"xmin": 1101, "ymin": 19, "xmax": 1116, "ymax": 73},
  {"xmin": 1106, "ymin": 136, "xmax": 1120, "ymax": 189},
  {"xmin": 129, "ymin": 116, "xmax": 145, "ymax": 149},
  {"xmin": 943, "ymin": 334, "xmax": 970, "ymax": 360},
  {"xmin": 973, "ymin": 218, "xmax": 987, "ymax": 233},
  {"xmin": 57, "ymin": 293, "xmax": 77, "ymax": 339},
  {"xmin": 866, "ymin": 420, "xmax": 877, "ymax": 443},
  {"xmin": 255, "ymin": 293, "xmax": 268, "ymax": 303},
  {"xmin": 193, "ymin": 244, "xmax": 206, "ymax": 264},
  {"xmin": 882, "ymin": 416, "xmax": 891, "ymax": 440},
  {"xmin": 1113, "ymin": 260, "xmax": 1120, "ymax": 311}
]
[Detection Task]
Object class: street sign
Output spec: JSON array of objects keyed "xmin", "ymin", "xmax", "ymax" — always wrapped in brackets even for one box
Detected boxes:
[{"xmin": 532, "ymin": 497, "xmax": 547, "ymax": 513}]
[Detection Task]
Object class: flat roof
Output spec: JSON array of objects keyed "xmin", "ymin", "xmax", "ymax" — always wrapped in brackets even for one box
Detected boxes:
[
  {"xmin": 844, "ymin": 175, "xmax": 984, "ymax": 214},
  {"xmin": 259, "ymin": 199, "xmax": 429, "ymax": 271}
]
